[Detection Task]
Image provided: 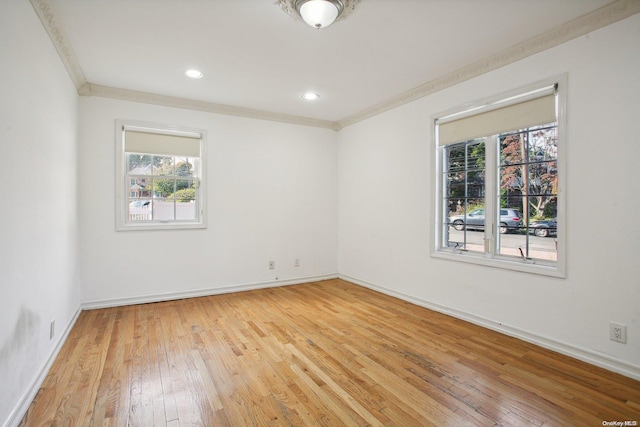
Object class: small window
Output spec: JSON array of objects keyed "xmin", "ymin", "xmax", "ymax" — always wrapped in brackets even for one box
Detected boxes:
[
  {"xmin": 433, "ymin": 77, "xmax": 565, "ymax": 276},
  {"xmin": 115, "ymin": 120, "xmax": 206, "ymax": 231}
]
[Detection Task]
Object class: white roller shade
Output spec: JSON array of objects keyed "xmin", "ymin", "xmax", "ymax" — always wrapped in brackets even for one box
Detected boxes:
[
  {"xmin": 438, "ymin": 92, "xmax": 556, "ymax": 146},
  {"xmin": 124, "ymin": 130, "xmax": 201, "ymax": 157}
]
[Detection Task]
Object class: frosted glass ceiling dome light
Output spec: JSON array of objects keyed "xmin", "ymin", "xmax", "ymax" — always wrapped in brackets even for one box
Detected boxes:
[
  {"xmin": 295, "ymin": 0, "xmax": 344, "ymax": 29},
  {"xmin": 279, "ymin": 0, "xmax": 358, "ymax": 29}
]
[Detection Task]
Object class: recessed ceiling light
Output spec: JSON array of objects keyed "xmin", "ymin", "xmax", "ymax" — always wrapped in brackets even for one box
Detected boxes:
[
  {"xmin": 185, "ymin": 69, "xmax": 203, "ymax": 79},
  {"xmin": 302, "ymin": 92, "xmax": 320, "ymax": 101}
]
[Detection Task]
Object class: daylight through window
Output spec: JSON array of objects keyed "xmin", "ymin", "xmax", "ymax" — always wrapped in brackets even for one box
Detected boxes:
[
  {"xmin": 433, "ymin": 79, "xmax": 564, "ymax": 276},
  {"xmin": 116, "ymin": 122, "xmax": 206, "ymax": 230}
]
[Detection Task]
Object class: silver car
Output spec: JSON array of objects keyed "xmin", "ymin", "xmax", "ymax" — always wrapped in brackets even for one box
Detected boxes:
[
  {"xmin": 449, "ymin": 208, "xmax": 523, "ymax": 234},
  {"xmin": 528, "ymin": 218, "xmax": 557, "ymax": 237}
]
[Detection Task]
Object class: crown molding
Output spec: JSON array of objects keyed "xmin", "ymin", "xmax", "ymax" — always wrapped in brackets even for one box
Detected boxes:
[
  {"xmin": 29, "ymin": 0, "xmax": 87, "ymax": 91},
  {"xmin": 84, "ymin": 83, "xmax": 339, "ymax": 130},
  {"xmin": 28, "ymin": 0, "xmax": 337, "ymax": 130},
  {"xmin": 30, "ymin": 0, "xmax": 639, "ymax": 131},
  {"xmin": 336, "ymin": 0, "xmax": 640, "ymax": 130}
]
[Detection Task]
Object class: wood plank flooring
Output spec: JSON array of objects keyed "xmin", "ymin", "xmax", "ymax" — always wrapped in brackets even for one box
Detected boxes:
[{"xmin": 20, "ymin": 279, "xmax": 640, "ymax": 426}]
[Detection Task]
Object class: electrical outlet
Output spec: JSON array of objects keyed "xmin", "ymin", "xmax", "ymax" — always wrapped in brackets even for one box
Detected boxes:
[
  {"xmin": 609, "ymin": 322, "xmax": 627, "ymax": 344},
  {"xmin": 294, "ymin": 258, "xmax": 300, "ymax": 267},
  {"xmin": 50, "ymin": 320, "xmax": 55, "ymax": 340},
  {"xmin": 269, "ymin": 261, "xmax": 275, "ymax": 270}
]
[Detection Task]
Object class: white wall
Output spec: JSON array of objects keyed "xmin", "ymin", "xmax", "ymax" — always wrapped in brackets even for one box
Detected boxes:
[
  {"xmin": 0, "ymin": 2, "xmax": 80, "ymax": 425},
  {"xmin": 2, "ymin": 6, "xmax": 638, "ymax": 426},
  {"xmin": 338, "ymin": 15, "xmax": 640, "ymax": 377},
  {"xmin": 78, "ymin": 97, "xmax": 338, "ymax": 304}
]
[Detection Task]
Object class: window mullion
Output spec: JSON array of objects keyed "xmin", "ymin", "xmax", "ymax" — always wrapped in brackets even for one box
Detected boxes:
[
  {"xmin": 173, "ymin": 173, "xmax": 177, "ymax": 220},
  {"xmin": 484, "ymin": 135, "xmax": 498, "ymax": 256}
]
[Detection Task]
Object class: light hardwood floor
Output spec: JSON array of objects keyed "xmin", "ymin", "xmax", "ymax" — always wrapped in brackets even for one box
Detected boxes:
[{"xmin": 20, "ymin": 279, "xmax": 640, "ymax": 426}]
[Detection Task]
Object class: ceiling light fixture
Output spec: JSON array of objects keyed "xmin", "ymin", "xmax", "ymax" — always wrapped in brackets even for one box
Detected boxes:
[
  {"xmin": 297, "ymin": 0, "xmax": 342, "ymax": 29},
  {"xmin": 302, "ymin": 92, "xmax": 320, "ymax": 101},
  {"xmin": 279, "ymin": 0, "xmax": 359, "ymax": 29},
  {"xmin": 185, "ymin": 69, "xmax": 203, "ymax": 79}
]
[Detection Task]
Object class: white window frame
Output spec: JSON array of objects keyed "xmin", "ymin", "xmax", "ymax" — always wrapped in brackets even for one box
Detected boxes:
[
  {"xmin": 115, "ymin": 119, "xmax": 207, "ymax": 231},
  {"xmin": 431, "ymin": 76, "xmax": 566, "ymax": 277}
]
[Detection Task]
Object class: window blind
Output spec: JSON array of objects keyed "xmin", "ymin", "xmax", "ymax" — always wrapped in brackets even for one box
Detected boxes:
[
  {"xmin": 124, "ymin": 130, "xmax": 201, "ymax": 157},
  {"xmin": 438, "ymin": 89, "xmax": 556, "ymax": 146}
]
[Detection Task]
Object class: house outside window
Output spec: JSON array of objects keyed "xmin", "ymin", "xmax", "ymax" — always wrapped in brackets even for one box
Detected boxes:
[
  {"xmin": 432, "ymin": 77, "xmax": 565, "ymax": 277},
  {"xmin": 115, "ymin": 120, "xmax": 207, "ymax": 231}
]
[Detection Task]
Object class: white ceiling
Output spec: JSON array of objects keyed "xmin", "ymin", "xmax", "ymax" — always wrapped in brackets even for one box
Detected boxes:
[{"xmin": 42, "ymin": 0, "xmax": 618, "ymax": 127}]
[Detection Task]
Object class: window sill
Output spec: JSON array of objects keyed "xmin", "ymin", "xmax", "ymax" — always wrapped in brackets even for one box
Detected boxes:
[
  {"xmin": 116, "ymin": 221, "xmax": 206, "ymax": 232},
  {"xmin": 431, "ymin": 249, "xmax": 565, "ymax": 278}
]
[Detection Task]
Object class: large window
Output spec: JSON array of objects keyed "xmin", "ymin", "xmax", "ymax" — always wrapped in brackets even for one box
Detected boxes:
[
  {"xmin": 433, "ymin": 78, "xmax": 565, "ymax": 276},
  {"xmin": 116, "ymin": 120, "xmax": 206, "ymax": 231}
]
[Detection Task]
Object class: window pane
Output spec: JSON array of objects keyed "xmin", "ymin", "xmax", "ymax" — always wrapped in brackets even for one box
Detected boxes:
[
  {"xmin": 170, "ymin": 179, "xmax": 194, "ymax": 202},
  {"xmin": 467, "ymin": 141, "xmax": 485, "ymax": 171},
  {"xmin": 127, "ymin": 177, "xmax": 151, "ymax": 199},
  {"xmin": 156, "ymin": 156, "xmax": 174, "ymax": 176},
  {"xmin": 446, "ymin": 172, "xmax": 465, "ymax": 196},
  {"xmin": 175, "ymin": 158, "xmax": 195, "ymax": 177},
  {"xmin": 528, "ymin": 160, "xmax": 557, "ymax": 199},
  {"xmin": 500, "ymin": 133, "xmax": 525, "ymax": 166},
  {"xmin": 497, "ymin": 197, "xmax": 557, "ymax": 262},
  {"xmin": 467, "ymin": 170, "xmax": 484, "ymax": 198},
  {"xmin": 496, "ymin": 216, "xmax": 529, "ymax": 257},
  {"xmin": 500, "ymin": 163, "xmax": 524, "ymax": 208},
  {"xmin": 176, "ymin": 178, "xmax": 192, "ymax": 191},
  {"xmin": 529, "ymin": 195, "xmax": 557, "ymax": 224},
  {"xmin": 447, "ymin": 199, "xmax": 485, "ymax": 253},
  {"xmin": 190, "ymin": 158, "xmax": 200, "ymax": 176},
  {"xmin": 446, "ymin": 145, "xmax": 466, "ymax": 172},
  {"xmin": 128, "ymin": 199, "xmax": 152, "ymax": 222},
  {"xmin": 153, "ymin": 198, "xmax": 175, "ymax": 221},
  {"xmin": 128, "ymin": 154, "xmax": 153, "ymax": 175},
  {"xmin": 528, "ymin": 125, "xmax": 557, "ymax": 162},
  {"xmin": 154, "ymin": 177, "xmax": 175, "ymax": 199},
  {"xmin": 176, "ymin": 199, "xmax": 197, "ymax": 220},
  {"xmin": 529, "ymin": 195, "xmax": 558, "ymax": 262}
]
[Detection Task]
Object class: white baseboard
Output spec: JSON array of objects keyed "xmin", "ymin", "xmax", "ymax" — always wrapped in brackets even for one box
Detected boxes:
[
  {"xmin": 10, "ymin": 272, "xmax": 635, "ymax": 427},
  {"xmin": 4, "ymin": 306, "xmax": 82, "ymax": 427},
  {"xmin": 339, "ymin": 274, "xmax": 640, "ymax": 381},
  {"xmin": 6, "ymin": 274, "xmax": 338, "ymax": 427},
  {"xmin": 82, "ymin": 273, "xmax": 339, "ymax": 310}
]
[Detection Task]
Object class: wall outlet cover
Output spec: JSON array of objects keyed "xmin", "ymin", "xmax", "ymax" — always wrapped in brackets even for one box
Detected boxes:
[{"xmin": 609, "ymin": 322, "xmax": 627, "ymax": 344}]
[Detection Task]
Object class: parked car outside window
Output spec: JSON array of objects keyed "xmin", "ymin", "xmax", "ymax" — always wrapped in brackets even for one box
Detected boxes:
[
  {"xmin": 449, "ymin": 208, "xmax": 523, "ymax": 234},
  {"xmin": 528, "ymin": 218, "xmax": 557, "ymax": 237}
]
